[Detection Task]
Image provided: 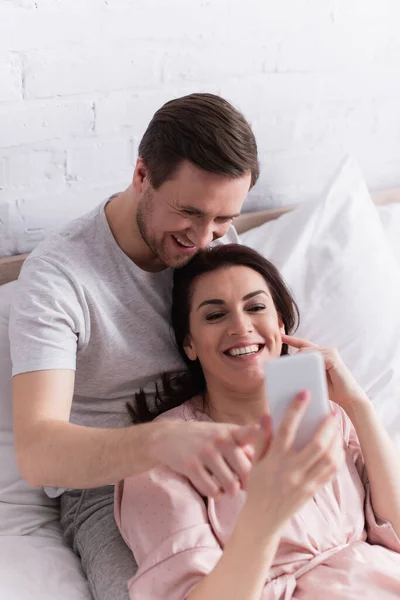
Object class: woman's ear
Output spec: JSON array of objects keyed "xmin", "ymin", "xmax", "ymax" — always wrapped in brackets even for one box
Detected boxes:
[
  {"xmin": 279, "ymin": 318, "xmax": 285, "ymax": 335},
  {"xmin": 183, "ymin": 336, "xmax": 197, "ymax": 361}
]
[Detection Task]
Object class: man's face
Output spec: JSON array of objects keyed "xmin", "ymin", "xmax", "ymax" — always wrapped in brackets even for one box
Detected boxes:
[{"xmin": 135, "ymin": 160, "xmax": 251, "ymax": 268}]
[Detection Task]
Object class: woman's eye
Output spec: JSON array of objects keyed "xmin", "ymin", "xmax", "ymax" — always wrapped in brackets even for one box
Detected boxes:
[
  {"xmin": 205, "ymin": 312, "xmax": 225, "ymax": 321},
  {"xmin": 247, "ymin": 304, "xmax": 266, "ymax": 312}
]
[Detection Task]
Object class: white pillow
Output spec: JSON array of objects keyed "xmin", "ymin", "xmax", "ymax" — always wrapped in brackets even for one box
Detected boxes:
[
  {"xmin": 377, "ymin": 203, "xmax": 400, "ymax": 267},
  {"xmin": 0, "ymin": 281, "xmax": 60, "ymax": 536},
  {"xmin": 242, "ymin": 156, "xmax": 400, "ymax": 445},
  {"xmin": 0, "ymin": 523, "xmax": 92, "ymax": 600}
]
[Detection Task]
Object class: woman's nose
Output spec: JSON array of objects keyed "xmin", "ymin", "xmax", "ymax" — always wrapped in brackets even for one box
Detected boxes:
[{"xmin": 228, "ymin": 314, "xmax": 253, "ymax": 336}]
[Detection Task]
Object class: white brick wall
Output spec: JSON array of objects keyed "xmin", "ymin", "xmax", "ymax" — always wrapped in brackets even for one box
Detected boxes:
[{"xmin": 0, "ymin": 0, "xmax": 400, "ymax": 255}]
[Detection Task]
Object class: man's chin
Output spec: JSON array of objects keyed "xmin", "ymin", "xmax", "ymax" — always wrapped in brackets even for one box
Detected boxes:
[
  {"xmin": 164, "ymin": 253, "xmax": 196, "ymax": 268},
  {"xmin": 160, "ymin": 246, "xmax": 199, "ymax": 268}
]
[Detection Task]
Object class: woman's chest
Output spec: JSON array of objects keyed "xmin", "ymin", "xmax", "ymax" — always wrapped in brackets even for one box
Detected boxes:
[{"xmin": 208, "ymin": 450, "xmax": 367, "ymax": 558}]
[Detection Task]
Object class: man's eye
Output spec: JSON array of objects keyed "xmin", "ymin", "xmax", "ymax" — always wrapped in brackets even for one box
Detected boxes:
[{"xmin": 205, "ymin": 312, "xmax": 225, "ymax": 321}]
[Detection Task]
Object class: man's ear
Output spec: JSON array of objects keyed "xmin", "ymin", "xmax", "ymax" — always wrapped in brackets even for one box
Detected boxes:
[
  {"xmin": 132, "ymin": 157, "xmax": 149, "ymax": 193},
  {"xmin": 183, "ymin": 336, "xmax": 197, "ymax": 361}
]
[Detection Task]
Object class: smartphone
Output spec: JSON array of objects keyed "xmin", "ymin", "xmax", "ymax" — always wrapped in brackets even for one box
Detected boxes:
[{"xmin": 265, "ymin": 351, "xmax": 330, "ymax": 451}]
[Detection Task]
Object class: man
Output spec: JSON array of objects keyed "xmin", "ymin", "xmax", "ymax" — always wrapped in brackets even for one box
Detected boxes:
[{"xmin": 10, "ymin": 93, "xmax": 262, "ymax": 600}]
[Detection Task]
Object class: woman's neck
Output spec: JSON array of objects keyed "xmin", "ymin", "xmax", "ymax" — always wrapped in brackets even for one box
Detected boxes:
[{"xmin": 204, "ymin": 380, "xmax": 268, "ymax": 426}]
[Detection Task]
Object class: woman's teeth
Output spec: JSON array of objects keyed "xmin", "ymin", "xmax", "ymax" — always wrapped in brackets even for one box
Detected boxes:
[{"xmin": 226, "ymin": 344, "xmax": 262, "ymax": 357}]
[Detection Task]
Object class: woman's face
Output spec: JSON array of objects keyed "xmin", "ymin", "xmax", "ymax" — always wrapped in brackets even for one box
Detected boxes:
[{"xmin": 184, "ymin": 265, "xmax": 284, "ymax": 392}]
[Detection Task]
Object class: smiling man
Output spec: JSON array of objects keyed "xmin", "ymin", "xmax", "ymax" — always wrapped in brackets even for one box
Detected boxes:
[{"xmin": 10, "ymin": 93, "xmax": 260, "ymax": 600}]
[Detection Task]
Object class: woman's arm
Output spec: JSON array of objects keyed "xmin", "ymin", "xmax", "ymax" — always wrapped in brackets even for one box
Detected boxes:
[
  {"xmin": 345, "ymin": 396, "xmax": 400, "ymax": 536},
  {"xmin": 189, "ymin": 393, "xmax": 344, "ymax": 600},
  {"xmin": 281, "ymin": 334, "xmax": 400, "ymax": 538},
  {"xmin": 116, "ymin": 467, "xmax": 276, "ymax": 600},
  {"xmin": 116, "ymin": 396, "xmax": 343, "ymax": 600},
  {"xmin": 187, "ymin": 507, "xmax": 279, "ymax": 600}
]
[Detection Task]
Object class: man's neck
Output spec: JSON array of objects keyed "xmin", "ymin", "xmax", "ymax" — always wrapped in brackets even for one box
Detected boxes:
[{"xmin": 104, "ymin": 187, "xmax": 166, "ymax": 272}]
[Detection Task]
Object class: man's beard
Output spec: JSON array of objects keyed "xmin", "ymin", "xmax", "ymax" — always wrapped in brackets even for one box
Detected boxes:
[
  {"xmin": 136, "ymin": 189, "xmax": 196, "ymax": 268},
  {"xmin": 136, "ymin": 189, "xmax": 160, "ymax": 260}
]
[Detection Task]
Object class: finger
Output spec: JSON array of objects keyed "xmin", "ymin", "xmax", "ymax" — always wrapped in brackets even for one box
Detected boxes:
[
  {"xmin": 281, "ymin": 334, "xmax": 318, "ymax": 350},
  {"xmin": 297, "ymin": 414, "xmax": 340, "ymax": 471},
  {"xmin": 300, "ymin": 428, "xmax": 343, "ymax": 498},
  {"xmin": 203, "ymin": 452, "xmax": 242, "ymax": 495},
  {"xmin": 302, "ymin": 462, "xmax": 338, "ymax": 497},
  {"xmin": 330, "ymin": 402, "xmax": 340, "ymax": 416},
  {"xmin": 216, "ymin": 440, "xmax": 254, "ymax": 491},
  {"xmin": 297, "ymin": 347, "xmax": 316, "ymax": 354},
  {"xmin": 274, "ymin": 390, "xmax": 310, "ymax": 451},
  {"xmin": 253, "ymin": 414, "xmax": 273, "ymax": 463},
  {"xmin": 232, "ymin": 423, "xmax": 261, "ymax": 447},
  {"xmin": 326, "ymin": 430, "xmax": 346, "ymax": 472},
  {"xmin": 188, "ymin": 466, "xmax": 221, "ymax": 498},
  {"xmin": 304, "ymin": 433, "xmax": 344, "ymax": 487}
]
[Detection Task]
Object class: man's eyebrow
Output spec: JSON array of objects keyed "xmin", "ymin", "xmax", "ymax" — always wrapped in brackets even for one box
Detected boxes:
[
  {"xmin": 180, "ymin": 206, "xmax": 241, "ymax": 219},
  {"xmin": 197, "ymin": 290, "xmax": 269, "ymax": 310}
]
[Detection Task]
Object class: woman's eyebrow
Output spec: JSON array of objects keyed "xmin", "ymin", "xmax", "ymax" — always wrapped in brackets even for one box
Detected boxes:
[
  {"xmin": 197, "ymin": 290, "xmax": 269, "ymax": 310},
  {"xmin": 197, "ymin": 298, "xmax": 224, "ymax": 310},
  {"xmin": 242, "ymin": 290, "xmax": 269, "ymax": 301}
]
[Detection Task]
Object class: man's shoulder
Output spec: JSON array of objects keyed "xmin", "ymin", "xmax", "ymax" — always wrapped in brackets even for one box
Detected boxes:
[{"xmin": 27, "ymin": 202, "xmax": 103, "ymax": 267}]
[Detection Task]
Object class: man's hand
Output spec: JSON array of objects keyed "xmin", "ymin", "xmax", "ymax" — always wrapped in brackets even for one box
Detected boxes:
[{"xmin": 149, "ymin": 419, "xmax": 260, "ymax": 497}]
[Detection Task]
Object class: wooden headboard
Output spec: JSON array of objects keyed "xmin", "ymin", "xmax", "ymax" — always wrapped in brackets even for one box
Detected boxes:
[
  {"xmin": 0, "ymin": 254, "xmax": 29, "ymax": 287},
  {"xmin": 1, "ymin": 187, "xmax": 400, "ymax": 287}
]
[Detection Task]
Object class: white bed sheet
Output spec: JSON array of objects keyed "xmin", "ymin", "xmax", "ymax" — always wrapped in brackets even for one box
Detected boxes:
[
  {"xmin": 0, "ymin": 522, "xmax": 92, "ymax": 600},
  {"xmin": 1, "ymin": 163, "xmax": 399, "ymax": 599}
]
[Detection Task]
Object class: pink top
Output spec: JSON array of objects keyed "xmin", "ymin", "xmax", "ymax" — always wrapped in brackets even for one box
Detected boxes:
[{"xmin": 115, "ymin": 398, "xmax": 400, "ymax": 599}]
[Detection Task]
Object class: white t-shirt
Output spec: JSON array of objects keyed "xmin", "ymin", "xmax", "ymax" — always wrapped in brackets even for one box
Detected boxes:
[{"xmin": 9, "ymin": 199, "xmax": 239, "ymax": 432}]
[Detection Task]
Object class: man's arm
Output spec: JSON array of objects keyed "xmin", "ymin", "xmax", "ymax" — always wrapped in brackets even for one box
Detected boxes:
[
  {"xmin": 13, "ymin": 369, "xmax": 256, "ymax": 495},
  {"xmin": 13, "ymin": 369, "xmax": 157, "ymax": 489}
]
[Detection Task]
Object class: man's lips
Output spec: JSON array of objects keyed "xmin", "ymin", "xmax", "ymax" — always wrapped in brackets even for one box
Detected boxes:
[
  {"xmin": 172, "ymin": 234, "xmax": 195, "ymax": 248},
  {"xmin": 171, "ymin": 234, "xmax": 197, "ymax": 252}
]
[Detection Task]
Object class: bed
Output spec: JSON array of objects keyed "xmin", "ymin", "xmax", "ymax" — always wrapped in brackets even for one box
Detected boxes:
[{"xmin": 1, "ymin": 157, "xmax": 400, "ymax": 599}]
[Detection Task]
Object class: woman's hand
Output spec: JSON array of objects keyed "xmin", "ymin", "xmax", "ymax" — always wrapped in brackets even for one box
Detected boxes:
[
  {"xmin": 281, "ymin": 334, "xmax": 369, "ymax": 412},
  {"xmin": 244, "ymin": 391, "xmax": 345, "ymax": 535}
]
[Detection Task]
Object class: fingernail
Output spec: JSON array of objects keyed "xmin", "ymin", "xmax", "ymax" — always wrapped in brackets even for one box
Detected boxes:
[{"xmin": 298, "ymin": 390, "xmax": 309, "ymax": 402}]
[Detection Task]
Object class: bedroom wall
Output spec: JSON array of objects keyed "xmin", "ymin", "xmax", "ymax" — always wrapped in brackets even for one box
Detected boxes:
[{"xmin": 1, "ymin": 0, "xmax": 400, "ymax": 254}]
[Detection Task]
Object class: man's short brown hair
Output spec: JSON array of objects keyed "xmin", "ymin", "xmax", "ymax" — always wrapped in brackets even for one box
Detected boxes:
[{"xmin": 138, "ymin": 93, "xmax": 259, "ymax": 189}]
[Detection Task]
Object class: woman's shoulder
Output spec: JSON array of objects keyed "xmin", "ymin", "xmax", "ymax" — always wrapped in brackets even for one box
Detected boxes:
[{"xmin": 154, "ymin": 396, "xmax": 211, "ymax": 424}]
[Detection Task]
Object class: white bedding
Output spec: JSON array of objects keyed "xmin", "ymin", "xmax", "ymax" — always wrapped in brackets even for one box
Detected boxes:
[
  {"xmin": 0, "ymin": 523, "xmax": 92, "ymax": 600},
  {"xmin": 1, "ymin": 157, "xmax": 399, "ymax": 599}
]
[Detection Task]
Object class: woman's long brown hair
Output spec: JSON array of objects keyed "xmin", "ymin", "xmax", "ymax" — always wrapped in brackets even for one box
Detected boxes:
[{"xmin": 128, "ymin": 244, "xmax": 299, "ymax": 423}]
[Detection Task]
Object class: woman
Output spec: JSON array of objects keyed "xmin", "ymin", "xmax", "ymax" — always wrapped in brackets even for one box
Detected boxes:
[{"xmin": 115, "ymin": 244, "xmax": 400, "ymax": 599}]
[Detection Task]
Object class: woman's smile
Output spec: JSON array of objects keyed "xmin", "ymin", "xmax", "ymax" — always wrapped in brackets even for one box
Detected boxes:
[{"xmin": 185, "ymin": 265, "xmax": 284, "ymax": 389}]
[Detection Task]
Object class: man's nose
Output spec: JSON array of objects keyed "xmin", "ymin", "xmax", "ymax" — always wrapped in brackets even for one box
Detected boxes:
[{"xmin": 192, "ymin": 223, "xmax": 215, "ymax": 249}]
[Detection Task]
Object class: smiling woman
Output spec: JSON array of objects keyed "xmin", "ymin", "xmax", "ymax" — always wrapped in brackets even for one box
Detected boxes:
[
  {"xmin": 128, "ymin": 244, "xmax": 299, "ymax": 423},
  {"xmin": 117, "ymin": 243, "xmax": 400, "ymax": 600}
]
